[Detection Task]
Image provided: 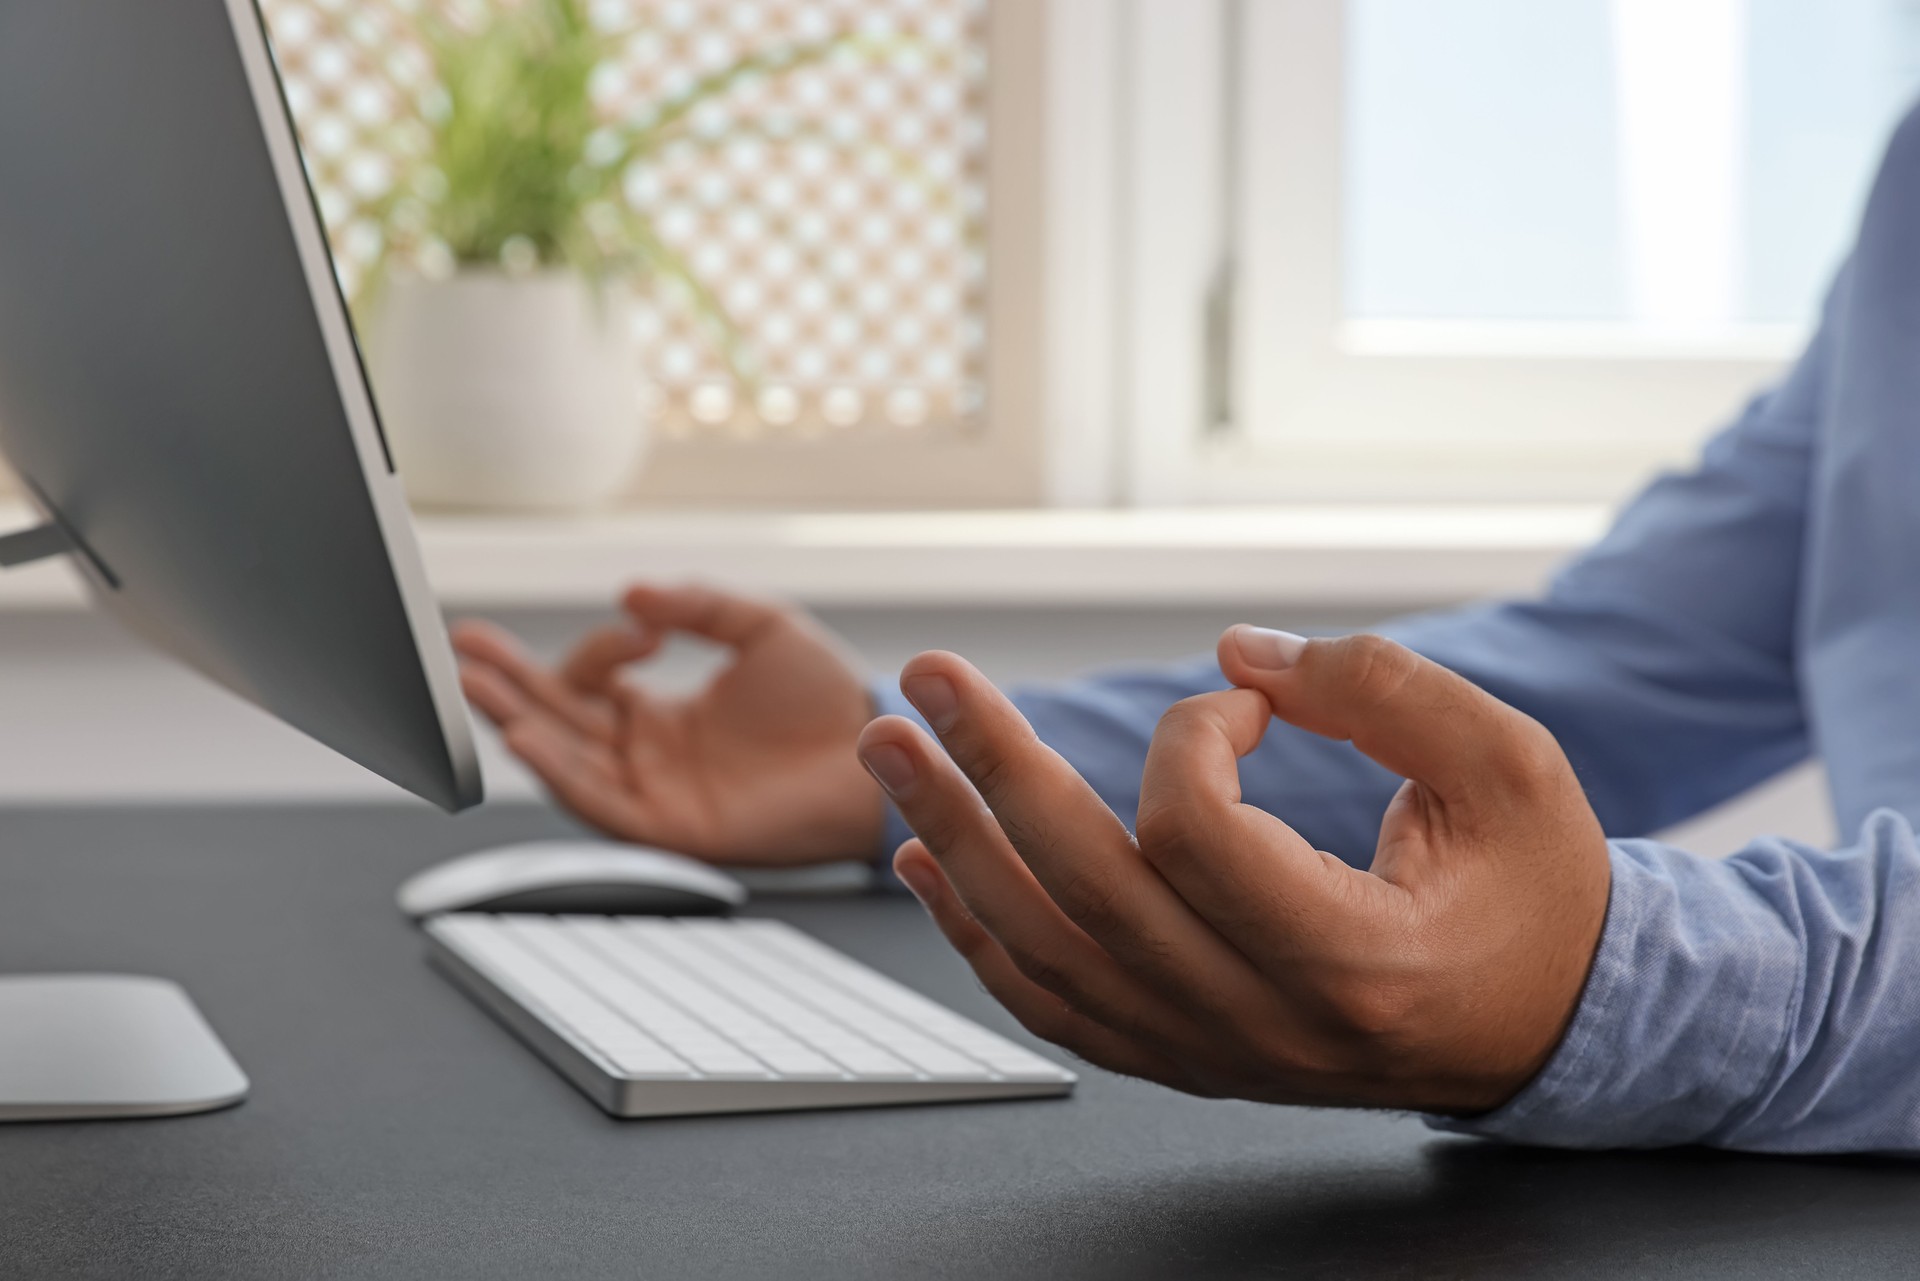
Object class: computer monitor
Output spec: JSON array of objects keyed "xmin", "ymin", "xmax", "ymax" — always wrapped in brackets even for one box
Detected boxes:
[{"xmin": 0, "ymin": 1, "xmax": 484, "ymax": 1118}]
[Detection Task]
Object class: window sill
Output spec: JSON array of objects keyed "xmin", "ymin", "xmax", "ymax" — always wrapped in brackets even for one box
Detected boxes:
[{"xmin": 0, "ymin": 502, "xmax": 1609, "ymax": 613}]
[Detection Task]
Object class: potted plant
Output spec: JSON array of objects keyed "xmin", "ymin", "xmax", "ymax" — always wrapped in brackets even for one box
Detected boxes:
[{"xmin": 358, "ymin": 0, "xmax": 839, "ymax": 511}]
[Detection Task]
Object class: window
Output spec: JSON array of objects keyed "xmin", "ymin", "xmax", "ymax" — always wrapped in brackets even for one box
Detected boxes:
[
  {"xmin": 256, "ymin": 1, "xmax": 1920, "ymax": 514},
  {"xmin": 1120, "ymin": 0, "xmax": 1920, "ymax": 505},
  {"xmin": 1347, "ymin": 0, "xmax": 1920, "ymax": 331},
  {"xmin": 262, "ymin": 0, "xmax": 1045, "ymax": 508}
]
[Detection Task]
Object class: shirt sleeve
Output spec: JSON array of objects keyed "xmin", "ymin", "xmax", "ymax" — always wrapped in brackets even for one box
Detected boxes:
[
  {"xmin": 869, "ymin": 280, "xmax": 1835, "ymax": 872},
  {"xmin": 1431, "ymin": 811, "xmax": 1920, "ymax": 1155}
]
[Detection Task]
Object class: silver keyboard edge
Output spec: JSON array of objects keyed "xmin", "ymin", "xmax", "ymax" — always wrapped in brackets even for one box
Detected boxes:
[
  {"xmin": 427, "ymin": 930, "xmax": 626, "ymax": 1114},
  {"xmin": 424, "ymin": 921, "xmax": 1076, "ymax": 1120}
]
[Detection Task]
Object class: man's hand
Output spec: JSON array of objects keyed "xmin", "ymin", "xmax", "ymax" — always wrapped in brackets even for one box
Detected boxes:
[
  {"xmin": 856, "ymin": 627, "xmax": 1611, "ymax": 1115},
  {"xmin": 454, "ymin": 584, "xmax": 883, "ymax": 867}
]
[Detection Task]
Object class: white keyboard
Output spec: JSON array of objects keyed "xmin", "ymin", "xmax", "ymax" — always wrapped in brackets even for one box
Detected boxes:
[{"xmin": 425, "ymin": 914, "xmax": 1077, "ymax": 1118}]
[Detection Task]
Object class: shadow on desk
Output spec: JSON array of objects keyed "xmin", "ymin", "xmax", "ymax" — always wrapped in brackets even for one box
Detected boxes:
[{"xmin": 895, "ymin": 1139, "xmax": 1920, "ymax": 1280}]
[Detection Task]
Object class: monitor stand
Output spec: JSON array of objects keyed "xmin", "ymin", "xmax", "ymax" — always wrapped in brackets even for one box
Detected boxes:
[{"xmin": 0, "ymin": 522, "xmax": 249, "ymax": 1121}]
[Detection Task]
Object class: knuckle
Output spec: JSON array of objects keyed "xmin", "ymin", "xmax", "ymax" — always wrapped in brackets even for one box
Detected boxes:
[
  {"xmin": 950, "ymin": 920, "xmax": 996, "ymax": 967},
  {"xmin": 1134, "ymin": 799, "xmax": 1205, "ymax": 865},
  {"xmin": 1495, "ymin": 715, "xmax": 1572, "ymax": 792},
  {"xmin": 1009, "ymin": 947, "xmax": 1076, "ymax": 999},
  {"xmin": 916, "ymin": 809, "xmax": 974, "ymax": 862},
  {"xmin": 899, "ymin": 786, "xmax": 973, "ymax": 857},
  {"xmin": 1123, "ymin": 925, "xmax": 1180, "ymax": 971},
  {"xmin": 963, "ymin": 734, "xmax": 1027, "ymax": 805},
  {"xmin": 1006, "ymin": 948, "xmax": 1067, "ymax": 998},
  {"xmin": 1336, "ymin": 634, "xmax": 1418, "ymax": 709},
  {"xmin": 1158, "ymin": 695, "xmax": 1214, "ymax": 734},
  {"xmin": 992, "ymin": 808, "xmax": 1054, "ymax": 863},
  {"xmin": 1054, "ymin": 867, "xmax": 1124, "ymax": 936}
]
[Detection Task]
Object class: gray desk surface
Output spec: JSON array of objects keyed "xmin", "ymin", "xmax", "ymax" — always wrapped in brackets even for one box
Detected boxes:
[{"xmin": 0, "ymin": 804, "xmax": 1916, "ymax": 1280}]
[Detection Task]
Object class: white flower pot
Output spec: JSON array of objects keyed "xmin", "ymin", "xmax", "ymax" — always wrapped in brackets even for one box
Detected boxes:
[{"xmin": 366, "ymin": 271, "xmax": 646, "ymax": 511}]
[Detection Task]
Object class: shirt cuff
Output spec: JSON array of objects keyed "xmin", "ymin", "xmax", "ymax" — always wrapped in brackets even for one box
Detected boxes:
[{"xmin": 1426, "ymin": 839, "xmax": 1800, "ymax": 1150}]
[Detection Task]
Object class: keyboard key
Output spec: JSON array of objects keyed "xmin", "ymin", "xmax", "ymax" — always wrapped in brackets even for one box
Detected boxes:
[{"xmin": 726, "ymin": 921, "xmax": 1073, "ymax": 1081}]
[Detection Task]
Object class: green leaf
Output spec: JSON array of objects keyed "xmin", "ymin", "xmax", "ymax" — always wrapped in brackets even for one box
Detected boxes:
[{"xmin": 347, "ymin": 4, "xmax": 956, "ymax": 398}]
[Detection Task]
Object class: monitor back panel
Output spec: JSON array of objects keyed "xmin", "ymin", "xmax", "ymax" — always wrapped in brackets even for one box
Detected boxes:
[{"xmin": 0, "ymin": 1, "xmax": 479, "ymax": 810}]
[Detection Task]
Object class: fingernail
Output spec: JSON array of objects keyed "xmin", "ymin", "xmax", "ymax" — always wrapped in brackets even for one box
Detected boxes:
[
  {"xmin": 901, "ymin": 673, "xmax": 960, "ymax": 732},
  {"xmin": 860, "ymin": 741, "xmax": 917, "ymax": 797},
  {"xmin": 1233, "ymin": 625, "xmax": 1309, "ymax": 670},
  {"xmin": 894, "ymin": 856, "xmax": 937, "ymax": 905}
]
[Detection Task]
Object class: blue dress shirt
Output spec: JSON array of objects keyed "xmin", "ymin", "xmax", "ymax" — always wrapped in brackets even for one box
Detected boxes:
[{"xmin": 877, "ymin": 106, "xmax": 1920, "ymax": 1154}]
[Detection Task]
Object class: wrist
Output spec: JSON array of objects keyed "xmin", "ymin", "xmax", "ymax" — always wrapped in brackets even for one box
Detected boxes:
[{"xmin": 1424, "ymin": 840, "xmax": 1797, "ymax": 1148}]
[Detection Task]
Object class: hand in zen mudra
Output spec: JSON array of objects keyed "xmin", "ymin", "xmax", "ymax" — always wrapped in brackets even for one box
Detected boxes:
[
  {"xmin": 858, "ymin": 627, "xmax": 1613, "ymax": 1114},
  {"xmin": 453, "ymin": 584, "xmax": 884, "ymax": 867}
]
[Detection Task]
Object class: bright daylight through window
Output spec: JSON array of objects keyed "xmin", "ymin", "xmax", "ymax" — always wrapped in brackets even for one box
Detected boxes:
[
  {"xmin": 1137, "ymin": 0, "xmax": 1920, "ymax": 506},
  {"xmin": 1346, "ymin": 0, "xmax": 1920, "ymax": 338}
]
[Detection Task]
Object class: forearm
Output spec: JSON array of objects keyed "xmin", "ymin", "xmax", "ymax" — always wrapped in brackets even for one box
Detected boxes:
[
  {"xmin": 1434, "ymin": 813, "xmax": 1920, "ymax": 1155},
  {"xmin": 1382, "ymin": 598, "xmax": 1810, "ymax": 839}
]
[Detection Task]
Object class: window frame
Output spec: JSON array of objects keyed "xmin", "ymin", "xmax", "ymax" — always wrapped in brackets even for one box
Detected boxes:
[{"xmin": 1117, "ymin": 0, "xmax": 1804, "ymax": 507}]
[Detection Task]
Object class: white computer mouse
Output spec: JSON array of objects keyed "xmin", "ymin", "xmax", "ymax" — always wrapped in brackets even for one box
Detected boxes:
[{"xmin": 396, "ymin": 841, "xmax": 749, "ymax": 918}]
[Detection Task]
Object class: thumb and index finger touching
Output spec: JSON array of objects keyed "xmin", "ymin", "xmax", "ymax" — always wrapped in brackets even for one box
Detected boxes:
[
  {"xmin": 1136, "ymin": 684, "xmax": 1404, "ymax": 956},
  {"xmin": 1215, "ymin": 626, "xmax": 1558, "ymax": 809},
  {"xmin": 1138, "ymin": 627, "xmax": 1563, "ymax": 948},
  {"xmin": 452, "ymin": 583, "xmax": 784, "ymax": 747},
  {"xmin": 621, "ymin": 583, "xmax": 788, "ymax": 651}
]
